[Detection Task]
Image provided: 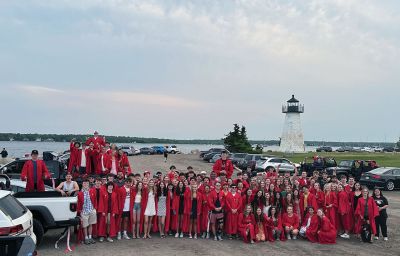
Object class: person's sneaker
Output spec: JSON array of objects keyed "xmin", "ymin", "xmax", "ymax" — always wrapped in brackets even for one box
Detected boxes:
[
  {"xmin": 117, "ymin": 232, "xmax": 121, "ymax": 240},
  {"xmin": 123, "ymin": 234, "xmax": 131, "ymax": 240},
  {"xmin": 189, "ymin": 234, "xmax": 193, "ymax": 239},
  {"xmin": 218, "ymin": 235, "xmax": 223, "ymax": 241},
  {"xmin": 341, "ymin": 234, "xmax": 350, "ymax": 239},
  {"xmin": 84, "ymin": 239, "xmax": 91, "ymax": 245},
  {"xmin": 194, "ymin": 234, "xmax": 197, "ymax": 239},
  {"xmin": 374, "ymin": 236, "xmax": 379, "ymax": 240},
  {"xmin": 292, "ymin": 236, "xmax": 297, "ymax": 240},
  {"xmin": 214, "ymin": 236, "xmax": 218, "ymax": 241},
  {"xmin": 206, "ymin": 233, "xmax": 210, "ymax": 239},
  {"xmin": 229, "ymin": 235, "xmax": 233, "ymax": 240},
  {"xmin": 180, "ymin": 233, "xmax": 183, "ymax": 238},
  {"xmin": 175, "ymin": 233, "xmax": 179, "ymax": 238},
  {"xmin": 90, "ymin": 238, "xmax": 96, "ymax": 244},
  {"xmin": 287, "ymin": 235, "xmax": 291, "ymax": 240},
  {"xmin": 99, "ymin": 237, "xmax": 104, "ymax": 242},
  {"xmin": 201, "ymin": 232, "xmax": 206, "ymax": 239},
  {"xmin": 107, "ymin": 237, "xmax": 114, "ymax": 243},
  {"xmin": 384, "ymin": 237, "xmax": 388, "ymax": 241},
  {"xmin": 250, "ymin": 240, "xmax": 254, "ymax": 244}
]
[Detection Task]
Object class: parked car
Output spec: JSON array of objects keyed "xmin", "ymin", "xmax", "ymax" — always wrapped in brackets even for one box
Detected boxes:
[
  {"xmin": 166, "ymin": 145, "xmax": 180, "ymax": 154},
  {"xmin": 152, "ymin": 146, "xmax": 166, "ymax": 154},
  {"xmin": 238, "ymin": 154, "xmax": 265, "ymax": 170},
  {"xmin": 210, "ymin": 154, "xmax": 221, "ymax": 163},
  {"xmin": 119, "ymin": 145, "xmax": 135, "ymax": 156},
  {"xmin": 360, "ymin": 147, "xmax": 374, "ymax": 153},
  {"xmin": 200, "ymin": 148, "xmax": 228, "ymax": 158},
  {"xmin": 140, "ymin": 147, "xmax": 156, "ymax": 155},
  {"xmin": 230, "ymin": 153, "xmax": 248, "ymax": 166},
  {"xmin": 326, "ymin": 160, "xmax": 379, "ymax": 181},
  {"xmin": 255, "ymin": 157, "xmax": 300, "ymax": 174},
  {"xmin": 0, "ymin": 175, "xmax": 79, "ymax": 245},
  {"xmin": 301, "ymin": 157, "xmax": 337, "ymax": 176},
  {"xmin": 336, "ymin": 146, "xmax": 354, "ymax": 152},
  {"xmin": 0, "ymin": 190, "xmax": 37, "ymax": 255},
  {"xmin": 360, "ymin": 167, "xmax": 400, "ymax": 191},
  {"xmin": 382, "ymin": 147, "xmax": 395, "ymax": 152},
  {"xmin": 0, "ymin": 158, "xmax": 66, "ymax": 188},
  {"xmin": 203, "ymin": 152, "xmax": 221, "ymax": 162},
  {"xmin": 316, "ymin": 146, "xmax": 333, "ymax": 152}
]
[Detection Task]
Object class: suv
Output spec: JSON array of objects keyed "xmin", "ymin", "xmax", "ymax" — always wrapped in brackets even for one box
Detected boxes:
[
  {"xmin": 166, "ymin": 145, "xmax": 180, "ymax": 154},
  {"xmin": 230, "ymin": 153, "xmax": 248, "ymax": 166},
  {"xmin": 200, "ymin": 148, "xmax": 227, "ymax": 158},
  {"xmin": 119, "ymin": 145, "xmax": 135, "ymax": 156},
  {"xmin": 237, "ymin": 154, "xmax": 264, "ymax": 170},
  {"xmin": 152, "ymin": 146, "xmax": 166, "ymax": 154},
  {"xmin": 0, "ymin": 158, "xmax": 66, "ymax": 187},
  {"xmin": 316, "ymin": 146, "xmax": 333, "ymax": 152},
  {"xmin": 0, "ymin": 190, "xmax": 36, "ymax": 255},
  {"xmin": 255, "ymin": 157, "xmax": 300, "ymax": 174}
]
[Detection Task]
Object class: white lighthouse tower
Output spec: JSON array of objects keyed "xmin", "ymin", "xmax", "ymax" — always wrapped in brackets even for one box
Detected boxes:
[{"xmin": 279, "ymin": 95, "xmax": 305, "ymax": 152}]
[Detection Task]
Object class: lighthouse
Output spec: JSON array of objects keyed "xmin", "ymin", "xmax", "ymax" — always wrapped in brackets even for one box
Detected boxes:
[{"xmin": 279, "ymin": 95, "xmax": 305, "ymax": 152}]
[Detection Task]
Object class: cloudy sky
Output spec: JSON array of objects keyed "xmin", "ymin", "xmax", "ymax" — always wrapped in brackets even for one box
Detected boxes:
[{"xmin": 0, "ymin": 0, "xmax": 399, "ymax": 142}]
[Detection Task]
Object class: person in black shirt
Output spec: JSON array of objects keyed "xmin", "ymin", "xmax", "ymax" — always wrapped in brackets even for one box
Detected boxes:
[
  {"xmin": 372, "ymin": 188, "xmax": 389, "ymax": 241},
  {"xmin": 1, "ymin": 148, "xmax": 8, "ymax": 158}
]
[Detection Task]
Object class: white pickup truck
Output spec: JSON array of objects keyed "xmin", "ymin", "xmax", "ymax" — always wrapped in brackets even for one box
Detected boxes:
[{"xmin": 0, "ymin": 175, "xmax": 79, "ymax": 245}]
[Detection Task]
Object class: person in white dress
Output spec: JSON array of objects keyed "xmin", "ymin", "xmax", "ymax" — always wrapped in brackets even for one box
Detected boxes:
[
  {"xmin": 157, "ymin": 182, "xmax": 167, "ymax": 238},
  {"xmin": 144, "ymin": 179, "xmax": 157, "ymax": 239}
]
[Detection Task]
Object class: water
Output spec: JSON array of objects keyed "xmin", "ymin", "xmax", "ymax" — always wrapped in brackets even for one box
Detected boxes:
[{"xmin": 0, "ymin": 141, "xmax": 224, "ymax": 158}]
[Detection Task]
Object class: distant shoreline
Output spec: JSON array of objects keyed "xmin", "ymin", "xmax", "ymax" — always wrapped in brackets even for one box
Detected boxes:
[{"xmin": 0, "ymin": 133, "xmax": 396, "ymax": 147}]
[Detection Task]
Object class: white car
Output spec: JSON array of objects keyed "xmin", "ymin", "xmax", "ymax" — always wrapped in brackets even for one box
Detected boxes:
[
  {"xmin": 0, "ymin": 190, "xmax": 37, "ymax": 254},
  {"xmin": 255, "ymin": 157, "xmax": 301, "ymax": 173},
  {"xmin": 166, "ymin": 145, "xmax": 180, "ymax": 154}
]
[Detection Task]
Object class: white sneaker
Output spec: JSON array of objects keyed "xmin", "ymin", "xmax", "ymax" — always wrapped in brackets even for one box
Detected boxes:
[
  {"xmin": 218, "ymin": 235, "xmax": 223, "ymax": 241},
  {"xmin": 189, "ymin": 234, "xmax": 192, "ymax": 239},
  {"xmin": 107, "ymin": 237, "xmax": 114, "ymax": 243},
  {"xmin": 374, "ymin": 236, "xmax": 379, "ymax": 240},
  {"xmin": 180, "ymin": 233, "xmax": 183, "ymax": 238},
  {"xmin": 194, "ymin": 234, "xmax": 197, "ymax": 239},
  {"xmin": 99, "ymin": 237, "xmax": 104, "ymax": 242},
  {"xmin": 340, "ymin": 233, "xmax": 350, "ymax": 239},
  {"xmin": 287, "ymin": 235, "xmax": 291, "ymax": 240},
  {"xmin": 206, "ymin": 233, "xmax": 210, "ymax": 239},
  {"xmin": 214, "ymin": 236, "xmax": 218, "ymax": 241},
  {"xmin": 384, "ymin": 237, "xmax": 388, "ymax": 241},
  {"xmin": 175, "ymin": 233, "xmax": 179, "ymax": 238},
  {"xmin": 123, "ymin": 234, "xmax": 131, "ymax": 240},
  {"xmin": 117, "ymin": 232, "xmax": 121, "ymax": 240},
  {"xmin": 292, "ymin": 235, "xmax": 297, "ymax": 240}
]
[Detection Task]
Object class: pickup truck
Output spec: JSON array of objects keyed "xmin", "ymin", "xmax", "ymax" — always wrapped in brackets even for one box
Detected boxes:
[
  {"xmin": 0, "ymin": 175, "xmax": 79, "ymax": 245},
  {"xmin": 301, "ymin": 157, "xmax": 337, "ymax": 176},
  {"xmin": 326, "ymin": 160, "xmax": 378, "ymax": 181},
  {"xmin": 0, "ymin": 158, "xmax": 66, "ymax": 187}
]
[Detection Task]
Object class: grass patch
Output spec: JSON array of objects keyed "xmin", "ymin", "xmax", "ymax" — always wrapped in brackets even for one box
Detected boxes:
[{"xmin": 265, "ymin": 152, "xmax": 400, "ymax": 167}]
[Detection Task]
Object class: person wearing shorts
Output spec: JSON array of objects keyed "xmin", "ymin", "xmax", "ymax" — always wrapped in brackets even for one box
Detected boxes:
[
  {"xmin": 77, "ymin": 179, "xmax": 97, "ymax": 245},
  {"xmin": 209, "ymin": 182, "xmax": 225, "ymax": 241}
]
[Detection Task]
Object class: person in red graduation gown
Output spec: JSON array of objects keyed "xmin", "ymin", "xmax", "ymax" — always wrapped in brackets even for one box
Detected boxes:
[
  {"xmin": 172, "ymin": 181, "xmax": 188, "ymax": 237},
  {"xmin": 241, "ymin": 189, "xmax": 255, "ymax": 213},
  {"xmin": 90, "ymin": 177, "xmax": 104, "ymax": 238},
  {"xmin": 85, "ymin": 131, "xmax": 106, "ymax": 150},
  {"xmin": 117, "ymin": 149, "xmax": 132, "ymax": 174},
  {"xmin": 21, "ymin": 150, "xmax": 51, "ymax": 192},
  {"xmin": 254, "ymin": 207, "xmax": 272, "ymax": 242},
  {"xmin": 266, "ymin": 206, "xmax": 284, "ymax": 241},
  {"xmin": 97, "ymin": 147, "xmax": 111, "ymax": 176},
  {"xmin": 184, "ymin": 184, "xmax": 202, "ymax": 238},
  {"xmin": 118, "ymin": 179, "xmax": 134, "ymax": 240},
  {"xmin": 324, "ymin": 184, "xmax": 338, "ymax": 228},
  {"xmin": 200, "ymin": 184, "xmax": 211, "ymax": 238},
  {"xmin": 312, "ymin": 183, "xmax": 325, "ymax": 210},
  {"xmin": 299, "ymin": 186, "xmax": 318, "ymax": 220},
  {"xmin": 317, "ymin": 208, "xmax": 336, "ymax": 244},
  {"xmin": 208, "ymin": 182, "xmax": 225, "ymax": 240},
  {"xmin": 337, "ymin": 184, "xmax": 351, "ymax": 238},
  {"xmin": 300, "ymin": 207, "xmax": 319, "ymax": 243},
  {"xmin": 97, "ymin": 182, "xmax": 119, "ymax": 242},
  {"xmin": 164, "ymin": 183, "xmax": 175, "ymax": 235},
  {"xmin": 282, "ymin": 206, "xmax": 300, "ymax": 240},
  {"xmin": 225, "ymin": 184, "xmax": 242, "ymax": 239},
  {"xmin": 68, "ymin": 140, "xmax": 81, "ymax": 173},
  {"xmin": 355, "ymin": 187, "xmax": 379, "ymax": 241},
  {"xmin": 212, "ymin": 150, "xmax": 234, "ymax": 178},
  {"xmin": 238, "ymin": 204, "xmax": 256, "ymax": 243}
]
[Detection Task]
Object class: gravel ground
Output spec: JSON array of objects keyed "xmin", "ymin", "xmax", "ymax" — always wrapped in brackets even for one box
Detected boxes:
[{"xmin": 36, "ymin": 154, "xmax": 400, "ymax": 256}]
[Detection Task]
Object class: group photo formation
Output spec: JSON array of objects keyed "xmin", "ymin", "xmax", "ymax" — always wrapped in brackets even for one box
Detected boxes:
[{"xmin": 1, "ymin": 1, "xmax": 399, "ymax": 256}]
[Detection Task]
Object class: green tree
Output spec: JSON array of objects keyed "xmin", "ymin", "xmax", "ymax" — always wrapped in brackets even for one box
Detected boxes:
[{"xmin": 223, "ymin": 124, "xmax": 257, "ymax": 153}]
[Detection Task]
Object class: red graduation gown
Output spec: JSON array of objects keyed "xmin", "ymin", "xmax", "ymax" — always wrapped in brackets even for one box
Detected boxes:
[
  {"xmin": 354, "ymin": 197, "xmax": 379, "ymax": 235},
  {"xmin": 117, "ymin": 154, "xmax": 132, "ymax": 174},
  {"xmin": 85, "ymin": 136, "xmax": 105, "ymax": 149},
  {"xmin": 337, "ymin": 190, "xmax": 351, "ymax": 231},
  {"xmin": 238, "ymin": 213, "xmax": 256, "ymax": 243},
  {"xmin": 324, "ymin": 192, "xmax": 338, "ymax": 228},
  {"xmin": 318, "ymin": 216, "xmax": 336, "ymax": 244},
  {"xmin": 266, "ymin": 216, "xmax": 285, "ymax": 241},
  {"xmin": 20, "ymin": 160, "xmax": 51, "ymax": 192},
  {"xmin": 212, "ymin": 159, "xmax": 234, "ymax": 178},
  {"xmin": 302, "ymin": 214, "xmax": 319, "ymax": 243},
  {"xmin": 299, "ymin": 193, "xmax": 318, "ymax": 218},
  {"xmin": 282, "ymin": 213, "xmax": 300, "ymax": 230},
  {"xmin": 200, "ymin": 192, "xmax": 211, "ymax": 232},
  {"xmin": 97, "ymin": 190, "xmax": 119, "ymax": 238},
  {"xmin": 225, "ymin": 192, "xmax": 242, "ymax": 235},
  {"xmin": 183, "ymin": 192, "xmax": 202, "ymax": 233}
]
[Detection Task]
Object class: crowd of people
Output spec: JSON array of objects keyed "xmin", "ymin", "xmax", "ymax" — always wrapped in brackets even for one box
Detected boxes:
[{"xmin": 18, "ymin": 132, "xmax": 390, "ymax": 247}]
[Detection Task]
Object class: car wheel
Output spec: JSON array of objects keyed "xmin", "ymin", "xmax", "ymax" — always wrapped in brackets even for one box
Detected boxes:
[
  {"xmin": 33, "ymin": 218, "xmax": 44, "ymax": 245},
  {"xmin": 171, "ymin": 150, "xmax": 176, "ymax": 154},
  {"xmin": 386, "ymin": 180, "xmax": 395, "ymax": 191}
]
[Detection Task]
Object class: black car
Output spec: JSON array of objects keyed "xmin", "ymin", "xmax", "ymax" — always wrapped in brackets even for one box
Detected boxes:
[
  {"xmin": 203, "ymin": 152, "xmax": 221, "ymax": 162},
  {"xmin": 140, "ymin": 147, "xmax": 156, "ymax": 155},
  {"xmin": 360, "ymin": 167, "xmax": 400, "ymax": 191},
  {"xmin": 316, "ymin": 146, "xmax": 333, "ymax": 152},
  {"xmin": 0, "ymin": 158, "xmax": 66, "ymax": 187},
  {"xmin": 200, "ymin": 148, "xmax": 228, "ymax": 158},
  {"xmin": 301, "ymin": 157, "xmax": 337, "ymax": 176}
]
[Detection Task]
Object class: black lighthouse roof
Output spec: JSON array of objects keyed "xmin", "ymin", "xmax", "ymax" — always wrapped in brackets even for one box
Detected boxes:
[{"xmin": 287, "ymin": 94, "xmax": 299, "ymax": 103}]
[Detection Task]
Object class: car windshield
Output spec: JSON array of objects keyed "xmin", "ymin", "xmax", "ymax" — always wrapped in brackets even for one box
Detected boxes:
[
  {"xmin": 369, "ymin": 168, "xmax": 391, "ymax": 175},
  {"xmin": 0, "ymin": 194, "xmax": 27, "ymax": 219},
  {"xmin": 338, "ymin": 160, "xmax": 353, "ymax": 167}
]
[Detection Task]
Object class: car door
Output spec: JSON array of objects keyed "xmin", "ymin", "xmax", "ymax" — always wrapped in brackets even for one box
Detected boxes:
[
  {"xmin": 4, "ymin": 161, "xmax": 26, "ymax": 179},
  {"xmin": 280, "ymin": 159, "xmax": 294, "ymax": 171},
  {"xmin": 392, "ymin": 169, "xmax": 400, "ymax": 188}
]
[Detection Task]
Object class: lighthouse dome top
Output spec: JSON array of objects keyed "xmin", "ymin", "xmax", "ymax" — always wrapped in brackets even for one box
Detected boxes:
[{"xmin": 287, "ymin": 94, "xmax": 299, "ymax": 103}]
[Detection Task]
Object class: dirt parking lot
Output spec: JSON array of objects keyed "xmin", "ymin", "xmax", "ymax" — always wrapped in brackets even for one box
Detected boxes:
[{"xmin": 37, "ymin": 154, "xmax": 400, "ymax": 256}]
